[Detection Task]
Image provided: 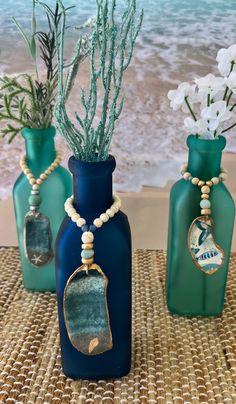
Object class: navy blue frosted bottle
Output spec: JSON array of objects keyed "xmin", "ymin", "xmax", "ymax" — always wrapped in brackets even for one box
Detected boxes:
[{"xmin": 55, "ymin": 155, "xmax": 132, "ymax": 379}]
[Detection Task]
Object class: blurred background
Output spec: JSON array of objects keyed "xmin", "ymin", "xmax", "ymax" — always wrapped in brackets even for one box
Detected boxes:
[{"xmin": 1, "ymin": 0, "xmax": 236, "ymax": 249}]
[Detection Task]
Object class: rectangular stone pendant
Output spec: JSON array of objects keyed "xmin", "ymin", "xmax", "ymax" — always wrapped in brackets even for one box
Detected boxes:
[
  {"xmin": 188, "ymin": 215, "xmax": 225, "ymax": 275},
  {"xmin": 63, "ymin": 264, "xmax": 113, "ymax": 355},
  {"xmin": 24, "ymin": 210, "xmax": 54, "ymax": 267}
]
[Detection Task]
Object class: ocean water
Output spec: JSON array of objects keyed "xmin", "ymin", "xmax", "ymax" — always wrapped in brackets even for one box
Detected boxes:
[{"xmin": 1, "ymin": 0, "xmax": 236, "ymax": 197}]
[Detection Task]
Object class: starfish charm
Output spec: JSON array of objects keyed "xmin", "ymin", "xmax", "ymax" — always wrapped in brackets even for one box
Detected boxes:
[{"xmin": 31, "ymin": 254, "xmax": 43, "ymax": 265}]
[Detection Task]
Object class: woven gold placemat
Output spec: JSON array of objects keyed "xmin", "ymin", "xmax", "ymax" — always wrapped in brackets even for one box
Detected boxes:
[{"xmin": 1, "ymin": 248, "xmax": 236, "ymax": 404}]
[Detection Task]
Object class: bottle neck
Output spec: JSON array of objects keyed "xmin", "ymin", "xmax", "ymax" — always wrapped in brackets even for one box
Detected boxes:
[
  {"xmin": 188, "ymin": 148, "xmax": 222, "ymax": 180},
  {"xmin": 22, "ymin": 127, "xmax": 56, "ymax": 178},
  {"xmin": 69, "ymin": 156, "xmax": 116, "ymax": 221},
  {"xmin": 73, "ymin": 174, "xmax": 113, "ymax": 220},
  {"xmin": 187, "ymin": 135, "xmax": 225, "ymax": 181}
]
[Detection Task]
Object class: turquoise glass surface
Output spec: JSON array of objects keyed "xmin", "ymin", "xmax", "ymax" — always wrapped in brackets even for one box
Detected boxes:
[
  {"xmin": 13, "ymin": 127, "xmax": 72, "ymax": 291},
  {"xmin": 166, "ymin": 135, "xmax": 235, "ymax": 316}
]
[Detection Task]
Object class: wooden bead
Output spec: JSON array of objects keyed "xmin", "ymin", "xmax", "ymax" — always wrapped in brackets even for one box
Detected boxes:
[
  {"xmin": 183, "ymin": 172, "xmax": 191, "ymax": 180},
  {"xmin": 219, "ymin": 173, "xmax": 227, "ymax": 181},
  {"xmin": 94, "ymin": 218, "xmax": 103, "ymax": 228},
  {"xmin": 201, "ymin": 185, "xmax": 210, "ymax": 194},
  {"xmin": 67, "ymin": 207, "xmax": 76, "ymax": 216},
  {"xmin": 36, "ymin": 179, "xmax": 43, "ymax": 185},
  {"xmin": 180, "ymin": 163, "xmax": 188, "ymax": 174},
  {"xmin": 201, "ymin": 209, "xmax": 211, "ymax": 215},
  {"xmin": 82, "ymin": 257, "xmax": 94, "ymax": 266},
  {"xmin": 27, "ymin": 174, "xmax": 34, "ymax": 179},
  {"xmin": 71, "ymin": 213, "xmax": 80, "ymax": 222},
  {"xmin": 221, "ymin": 167, "xmax": 228, "ymax": 174},
  {"xmin": 82, "ymin": 243, "xmax": 94, "ymax": 250},
  {"xmin": 114, "ymin": 201, "xmax": 121, "ymax": 209},
  {"xmin": 23, "ymin": 168, "xmax": 30, "ymax": 175},
  {"xmin": 198, "ymin": 180, "xmax": 205, "ymax": 187},
  {"xmin": 29, "ymin": 178, "xmax": 36, "ymax": 186},
  {"xmin": 82, "ymin": 231, "xmax": 94, "ymax": 243},
  {"xmin": 76, "ymin": 218, "xmax": 86, "ymax": 227},
  {"xmin": 201, "ymin": 193, "xmax": 209, "ymax": 199},
  {"xmin": 40, "ymin": 173, "xmax": 48, "ymax": 180},
  {"xmin": 106, "ymin": 208, "xmax": 115, "ymax": 218},
  {"xmin": 32, "ymin": 184, "xmax": 39, "ymax": 191},
  {"xmin": 206, "ymin": 180, "xmax": 213, "ymax": 187},
  {"xmin": 100, "ymin": 213, "xmax": 109, "ymax": 223},
  {"xmin": 211, "ymin": 177, "xmax": 219, "ymax": 185},
  {"xmin": 191, "ymin": 177, "xmax": 199, "ymax": 185},
  {"xmin": 114, "ymin": 194, "xmax": 121, "ymax": 203}
]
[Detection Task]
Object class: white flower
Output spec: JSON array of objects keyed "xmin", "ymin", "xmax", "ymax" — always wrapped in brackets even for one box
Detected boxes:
[
  {"xmin": 198, "ymin": 89, "xmax": 225, "ymax": 109},
  {"xmin": 196, "ymin": 118, "xmax": 209, "ymax": 135},
  {"xmin": 225, "ymin": 72, "xmax": 236, "ymax": 94},
  {"xmin": 184, "ymin": 117, "xmax": 209, "ymax": 136},
  {"xmin": 168, "ymin": 82, "xmax": 196, "ymax": 111},
  {"xmin": 216, "ymin": 44, "xmax": 236, "ymax": 77},
  {"xmin": 184, "ymin": 117, "xmax": 196, "ymax": 132},
  {"xmin": 201, "ymin": 100, "xmax": 231, "ymax": 131},
  {"xmin": 195, "ymin": 74, "xmax": 225, "ymax": 93},
  {"xmin": 195, "ymin": 74, "xmax": 226, "ymax": 108}
]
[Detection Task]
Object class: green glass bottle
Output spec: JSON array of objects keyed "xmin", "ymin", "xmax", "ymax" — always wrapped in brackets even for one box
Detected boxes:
[
  {"xmin": 166, "ymin": 135, "xmax": 235, "ymax": 316},
  {"xmin": 13, "ymin": 127, "xmax": 72, "ymax": 291}
]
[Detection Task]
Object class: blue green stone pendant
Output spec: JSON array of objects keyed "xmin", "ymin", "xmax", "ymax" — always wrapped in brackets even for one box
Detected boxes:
[
  {"xmin": 63, "ymin": 229, "xmax": 113, "ymax": 356},
  {"xmin": 64, "ymin": 263, "xmax": 113, "ymax": 355},
  {"xmin": 24, "ymin": 189, "xmax": 53, "ymax": 267}
]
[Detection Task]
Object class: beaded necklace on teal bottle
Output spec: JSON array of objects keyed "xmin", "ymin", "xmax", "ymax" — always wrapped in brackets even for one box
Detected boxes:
[
  {"xmin": 20, "ymin": 151, "xmax": 61, "ymax": 267},
  {"xmin": 181, "ymin": 164, "xmax": 227, "ymax": 275},
  {"xmin": 63, "ymin": 194, "xmax": 121, "ymax": 356}
]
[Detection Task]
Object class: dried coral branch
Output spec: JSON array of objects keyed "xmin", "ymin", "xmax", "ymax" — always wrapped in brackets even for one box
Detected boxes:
[{"xmin": 40, "ymin": 0, "xmax": 143, "ymax": 161}]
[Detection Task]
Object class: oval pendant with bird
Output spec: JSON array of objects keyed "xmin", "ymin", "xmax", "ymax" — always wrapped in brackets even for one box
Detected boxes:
[{"xmin": 188, "ymin": 216, "xmax": 225, "ymax": 275}]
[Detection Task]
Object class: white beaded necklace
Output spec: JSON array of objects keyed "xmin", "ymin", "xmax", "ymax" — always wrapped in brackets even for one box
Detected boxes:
[
  {"xmin": 20, "ymin": 151, "xmax": 62, "ymax": 201},
  {"xmin": 180, "ymin": 163, "xmax": 228, "ymax": 216},
  {"xmin": 20, "ymin": 151, "xmax": 62, "ymax": 267},
  {"xmin": 65, "ymin": 194, "xmax": 121, "ymax": 267}
]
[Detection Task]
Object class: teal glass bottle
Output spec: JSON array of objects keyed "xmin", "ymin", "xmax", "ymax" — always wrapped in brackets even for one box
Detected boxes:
[
  {"xmin": 13, "ymin": 127, "xmax": 72, "ymax": 291},
  {"xmin": 166, "ymin": 135, "xmax": 235, "ymax": 316}
]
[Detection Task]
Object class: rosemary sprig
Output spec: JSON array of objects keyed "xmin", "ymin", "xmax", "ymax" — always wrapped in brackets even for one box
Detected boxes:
[
  {"xmin": 0, "ymin": 1, "xmax": 72, "ymax": 142},
  {"xmin": 0, "ymin": 75, "xmax": 56, "ymax": 142}
]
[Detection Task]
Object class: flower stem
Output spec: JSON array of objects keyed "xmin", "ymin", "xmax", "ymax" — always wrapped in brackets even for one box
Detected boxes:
[
  {"xmin": 207, "ymin": 93, "xmax": 210, "ymax": 107},
  {"xmin": 227, "ymin": 90, "xmax": 233, "ymax": 106},
  {"xmin": 224, "ymin": 62, "xmax": 235, "ymax": 101},
  {"xmin": 223, "ymin": 87, "xmax": 228, "ymax": 101},
  {"xmin": 230, "ymin": 103, "xmax": 236, "ymax": 111},
  {"xmin": 184, "ymin": 96, "xmax": 197, "ymax": 121},
  {"xmin": 222, "ymin": 121, "xmax": 236, "ymax": 133}
]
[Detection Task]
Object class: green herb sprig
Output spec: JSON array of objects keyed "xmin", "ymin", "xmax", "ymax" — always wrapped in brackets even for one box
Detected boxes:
[{"xmin": 0, "ymin": 1, "xmax": 72, "ymax": 142}]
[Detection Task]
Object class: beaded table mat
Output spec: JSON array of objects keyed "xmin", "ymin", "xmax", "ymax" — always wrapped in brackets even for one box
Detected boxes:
[{"xmin": 1, "ymin": 248, "xmax": 236, "ymax": 404}]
